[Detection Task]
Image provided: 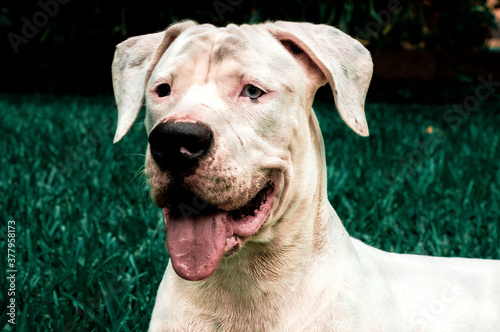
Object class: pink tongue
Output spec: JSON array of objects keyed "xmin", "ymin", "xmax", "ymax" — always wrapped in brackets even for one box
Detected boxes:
[{"xmin": 164, "ymin": 208, "xmax": 227, "ymax": 281}]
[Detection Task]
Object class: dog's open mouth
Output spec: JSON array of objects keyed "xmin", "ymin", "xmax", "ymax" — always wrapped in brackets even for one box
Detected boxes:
[{"xmin": 162, "ymin": 183, "xmax": 275, "ymax": 281}]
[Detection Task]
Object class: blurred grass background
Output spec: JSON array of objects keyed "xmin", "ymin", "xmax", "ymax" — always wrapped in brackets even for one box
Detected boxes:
[{"xmin": 0, "ymin": 94, "xmax": 498, "ymax": 330}]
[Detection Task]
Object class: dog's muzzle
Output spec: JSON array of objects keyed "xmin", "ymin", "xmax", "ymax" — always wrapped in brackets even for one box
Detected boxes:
[
  {"xmin": 147, "ymin": 119, "xmax": 277, "ymax": 281},
  {"xmin": 148, "ymin": 119, "xmax": 213, "ymax": 175}
]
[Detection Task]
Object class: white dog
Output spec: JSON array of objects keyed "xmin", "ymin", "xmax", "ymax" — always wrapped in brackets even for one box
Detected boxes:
[{"xmin": 112, "ymin": 20, "xmax": 500, "ymax": 331}]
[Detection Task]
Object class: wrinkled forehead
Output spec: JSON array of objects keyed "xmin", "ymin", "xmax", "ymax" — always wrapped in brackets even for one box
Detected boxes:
[{"xmin": 155, "ymin": 23, "xmax": 290, "ymax": 75}]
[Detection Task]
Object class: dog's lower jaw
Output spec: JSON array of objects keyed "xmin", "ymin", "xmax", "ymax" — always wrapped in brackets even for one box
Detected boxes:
[
  {"xmin": 150, "ymin": 151, "xmax": 352, "ymax": 331},
  {"xmin": 161, "ymin": 179, "xmax": 278, "ymax": 281},
  {"xmin": 149, "ymin": 201, "xmax": 358, "ymax": 332}
]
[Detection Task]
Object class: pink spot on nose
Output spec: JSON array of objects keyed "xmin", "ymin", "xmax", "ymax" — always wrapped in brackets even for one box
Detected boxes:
[{"xmin": 180, "ymin": 146, "xmax": 192, "ymax": 156}]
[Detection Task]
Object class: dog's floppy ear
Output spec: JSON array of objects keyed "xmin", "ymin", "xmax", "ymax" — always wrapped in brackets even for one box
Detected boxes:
[
  {"xmin": 111, "ymin": 20, "xmax": 197, "ymax": 143},
  {"xmin": 268, "ymin": 21, "xmax": 372, "ymax": 136}
]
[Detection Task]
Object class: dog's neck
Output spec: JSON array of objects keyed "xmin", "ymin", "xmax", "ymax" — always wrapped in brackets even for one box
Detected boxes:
[{"xmin": 173, "ymin": 109, "xmax": 359, "ymax": 326}]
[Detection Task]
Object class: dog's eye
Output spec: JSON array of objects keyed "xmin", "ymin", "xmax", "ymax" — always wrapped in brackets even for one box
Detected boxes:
[
  {"xmin": 242, "ymin": 85, "xmax": 264, "ymax": 100},
  {"xmin": 157, "ymin": 84, "xmax": 171, "ymax": 98}
]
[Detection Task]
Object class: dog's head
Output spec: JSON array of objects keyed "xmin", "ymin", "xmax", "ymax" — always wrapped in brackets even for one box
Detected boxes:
[{"xmin": 112, "ymin": 21, "xmax": 372, "ymax": 281}]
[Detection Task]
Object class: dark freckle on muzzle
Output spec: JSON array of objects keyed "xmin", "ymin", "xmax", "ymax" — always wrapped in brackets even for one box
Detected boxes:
[{"xmin": 148, "ymin": 120, "xmax": 214, "ymax": 176}]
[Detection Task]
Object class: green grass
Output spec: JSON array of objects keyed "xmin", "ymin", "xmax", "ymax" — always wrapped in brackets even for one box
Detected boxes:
[{"xmin": 1, "ymin": 94, "xmax": 499, "ymax": 331}]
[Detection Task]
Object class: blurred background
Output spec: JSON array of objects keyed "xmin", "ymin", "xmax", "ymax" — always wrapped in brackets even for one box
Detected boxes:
[
  {"xmin": 2, "ymin": 0, "xmax": 500, "ymax": 102},
  {"xmin": 1, "ymin": 1, "xmax": 500, "ymax": 330}
]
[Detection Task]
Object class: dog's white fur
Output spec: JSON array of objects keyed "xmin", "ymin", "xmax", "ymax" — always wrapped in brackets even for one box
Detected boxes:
[{"xmin": 112, "ymin": 21, "xmax": 500, "ymax": 331}]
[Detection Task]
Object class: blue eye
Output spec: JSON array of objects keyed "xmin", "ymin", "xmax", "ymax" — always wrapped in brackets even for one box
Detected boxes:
[{"xmin": 242, "ymin": 85, "xmax": 264, "ymax": 100}]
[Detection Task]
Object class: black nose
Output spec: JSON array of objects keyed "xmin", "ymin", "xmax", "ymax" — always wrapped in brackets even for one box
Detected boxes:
[{"xmin": 149, "ymin": 120, "xmax": 213, "ymax": 173}]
